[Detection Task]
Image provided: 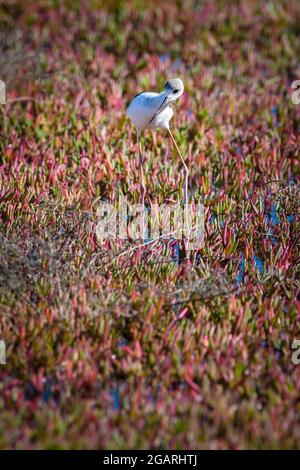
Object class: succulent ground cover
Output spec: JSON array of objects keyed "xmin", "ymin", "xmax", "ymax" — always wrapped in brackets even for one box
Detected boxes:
[{"xmin": 0, "ymin": 0, "xmax": 299, "ymax": 449}]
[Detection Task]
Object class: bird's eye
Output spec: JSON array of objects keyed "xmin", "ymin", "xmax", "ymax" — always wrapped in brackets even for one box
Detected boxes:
[{"xmin": 173, "ymin": 89, "xmax": 179, "ymax": 94}]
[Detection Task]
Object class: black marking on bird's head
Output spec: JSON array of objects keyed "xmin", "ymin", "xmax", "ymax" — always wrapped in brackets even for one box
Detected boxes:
[{"xmin": 163, "ymin": 78, "xmax": 184, "ymax": 95}]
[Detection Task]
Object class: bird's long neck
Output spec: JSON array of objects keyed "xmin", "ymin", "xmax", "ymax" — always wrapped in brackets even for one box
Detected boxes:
[
  {"xmin": 149, "ymin": 92, "xmax": 170, "ymax": 124},
  {"xmin": 159, "ymin": 91, "xmax": 169, "ymax": 101}
]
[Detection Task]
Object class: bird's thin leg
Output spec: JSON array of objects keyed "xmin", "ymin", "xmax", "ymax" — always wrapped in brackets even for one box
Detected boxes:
[
  {"xmin": 167, "ymin": 128, "xmax": 189, "ymax": 258},
  {"xmin": 137, "ymin": 131, "xmax": 146, "ymax": 238},
  {"xmin": 167, "ymin": 128, "xmax": 188, "ymax": 208}
]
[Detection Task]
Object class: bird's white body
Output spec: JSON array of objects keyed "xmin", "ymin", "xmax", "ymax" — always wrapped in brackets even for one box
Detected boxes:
[
  {"xmin": 126, "ymin": 78, "xmax": 188, "ymax": 221},
  {"xmin": 126, "ymin": 92, "xmax": 174, "ymax": 132}
]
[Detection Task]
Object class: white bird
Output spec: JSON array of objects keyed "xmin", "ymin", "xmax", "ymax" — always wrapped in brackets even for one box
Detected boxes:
[{"xmin": 126, "ymin": 78, "xmax": 188, "ymax": 213}]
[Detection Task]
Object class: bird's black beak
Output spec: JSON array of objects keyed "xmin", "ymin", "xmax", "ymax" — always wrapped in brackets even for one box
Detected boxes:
[{"xmin": 149, "ymin": 96, "xmax": 168, "ymax": 123}]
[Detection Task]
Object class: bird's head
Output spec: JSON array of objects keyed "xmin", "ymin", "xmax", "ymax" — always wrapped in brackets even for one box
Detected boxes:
[
  {"xmin": 149, "ymin": 78, "xmax": 184, "ymax": 124},
  {"xmin": 163, "ymin": 78, "xmax": 184, "ymax": 101}
]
